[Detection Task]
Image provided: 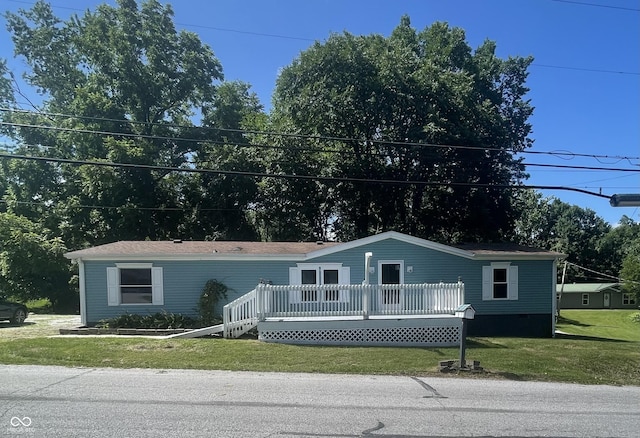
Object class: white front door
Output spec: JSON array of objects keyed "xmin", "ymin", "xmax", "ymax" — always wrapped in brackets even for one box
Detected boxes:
[
  {"xmin": 603, "ymin": 292, "xmax": 611, "ymax": 308},
  {"xmin": 378, "ymin": 261, "xmax": 404, "ymax": 311}
]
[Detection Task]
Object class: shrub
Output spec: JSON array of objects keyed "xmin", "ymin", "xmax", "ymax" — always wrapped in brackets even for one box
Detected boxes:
[
  {"xmin": 631, "ymin": 312, "xmax": 640, "ymax": 324},
  {"xmin": 97, "ymin": 311, "xmax": 199, "ymax": 329},
  {"xmin": 198, "ymin": 279, "xmax": 229, "ymax": 326},
  {"xmin": 24, "ymin": 298, "xmax": 53, "ymax": 314}
]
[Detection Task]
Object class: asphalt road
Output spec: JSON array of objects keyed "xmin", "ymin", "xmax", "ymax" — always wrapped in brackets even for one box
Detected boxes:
[{"xmin": 1, "ymin": 365, "xmax": 638, "ymax": 437}]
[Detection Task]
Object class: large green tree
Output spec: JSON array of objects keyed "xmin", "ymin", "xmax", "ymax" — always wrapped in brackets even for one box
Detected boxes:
[
  {"xmin": 620, "ymin": 239, "xmax": 640, "ymax": 301},
  {"xmin": 2, "ymin": 0, "xmax": 225, "ymax": 247},
  {"xmin": 513, "ymin": 191, "xmax": 612, "ymax": 281},
  {"xmin": 271, "ymin": 17, "xmax": 533, "ymax": 242},
  {"xmin": 0, "ymin": 212, "xmax": 72, "ymax": 310},
  {"xmin": 182, "ymin": 81, "xmax": 265, "ymax": 240}
]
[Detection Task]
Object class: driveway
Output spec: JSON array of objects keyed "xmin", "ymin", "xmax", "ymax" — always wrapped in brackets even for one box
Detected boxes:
[{"xmin": 0, "ymin": 314, "xmax": 81, "ymax": 339}]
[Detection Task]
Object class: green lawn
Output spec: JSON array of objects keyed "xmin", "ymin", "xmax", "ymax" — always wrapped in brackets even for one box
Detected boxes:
[
  {"xmin": 556, "ymin": 309, "xmax": 640, "ymax": 342},
  {"xmin": 0, "ymin": 310, "xmax": 638, "ymax": 386}
]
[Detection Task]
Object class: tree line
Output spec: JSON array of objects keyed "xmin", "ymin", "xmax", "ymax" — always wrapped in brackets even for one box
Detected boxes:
[{"xmin": 0, "ymin": 0, "xmax": 638, "ymax": 310}]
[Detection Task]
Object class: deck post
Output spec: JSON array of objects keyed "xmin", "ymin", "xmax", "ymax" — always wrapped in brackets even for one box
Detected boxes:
[
  {"xmin": 256, "ymin": 283, "xmax": 265, "ymax": 322},
  {"xmin": 362, "ymin": 286, "xmax": 369, "ymax": 320}
]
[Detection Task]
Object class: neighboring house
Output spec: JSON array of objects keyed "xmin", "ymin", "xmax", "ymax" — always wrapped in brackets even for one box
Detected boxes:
[
  {"xmin": 65, "ymin": 231, "xmax": 563, "ymax": 346},
  {"xmin": 557, "ymin": 283, "xmax": 638, "ymax": 309}
]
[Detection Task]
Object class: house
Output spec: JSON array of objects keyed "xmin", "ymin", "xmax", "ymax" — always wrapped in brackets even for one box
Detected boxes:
[
  {"xmin": 64, "ymin": 231, "xmax": 563, "ymax": 346},
  {"xmin": 557, "ymin": 283, "xmax": 638, "ymax": 309}
]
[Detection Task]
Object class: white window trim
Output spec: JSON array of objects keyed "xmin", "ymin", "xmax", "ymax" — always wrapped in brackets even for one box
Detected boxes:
[
  {"xmin": 482, "ymin": 262, "xmax": 518, "ymax": 301},
  {"xmin": 289, "ymin": 263, "xmax": 350, "ymax": 304},
  {"xmin": 582, "ymin": 293, "xmax": 589, "ymax": 306},
  {"xmin": 107, "ymin": 264, "xmax": 164, "ymax": 306},
  {"xmin": 377, "ymin": 260, "xmax": 405, "ymax": 285},
  {"xmin": 623, "ymin": 293, "xmax": 636, "ymax": 305}
]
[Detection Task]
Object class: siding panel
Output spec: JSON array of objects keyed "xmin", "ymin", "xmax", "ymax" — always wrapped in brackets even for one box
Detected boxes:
[{"xmin": 82, "ymin": 237, "xmax": 556, "ymax": 324}]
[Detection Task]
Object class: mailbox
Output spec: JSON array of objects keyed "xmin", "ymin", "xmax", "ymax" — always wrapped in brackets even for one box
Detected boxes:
[{"xmin": 455, "ymin": 304, "xmax": 475, "ymax": 320}]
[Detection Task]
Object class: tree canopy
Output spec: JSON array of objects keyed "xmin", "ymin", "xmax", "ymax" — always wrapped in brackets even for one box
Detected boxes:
[
  {"xmin": 271, "ymin": 17, "xmax": 533, "ymax": 241},
  {"xmin": 1, "ymin": 4, "xmax": 636, "ymax": 307}
]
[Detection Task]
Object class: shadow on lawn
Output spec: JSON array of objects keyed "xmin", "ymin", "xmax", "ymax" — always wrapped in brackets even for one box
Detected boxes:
[
  {"xmin": 0, "ymin": 321, "xmax": 36, "ymax": 329},
  {"xmin": 553, "ymin": 332, "xmax": 628, "ymax": 343},
  {"xmin": 556, "ymin": 315, "xmax": 591, "ymax": 327}
]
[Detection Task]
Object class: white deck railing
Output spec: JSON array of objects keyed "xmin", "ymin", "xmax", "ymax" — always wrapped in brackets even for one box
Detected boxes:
[
  {"xmin": 255, "ymin": 281, "xmax": 464, "ymax": 320},
  {"xmin": 223, "ymin": 288, "xmax": 258, "ymax": 338},
  {"xmin": 222, "ymin": 282, "xmax": 465, "ymax": 337}
]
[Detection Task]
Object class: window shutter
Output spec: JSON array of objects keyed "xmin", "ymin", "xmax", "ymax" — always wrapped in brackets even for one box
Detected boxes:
[
  {"xmin": 508, "ymin": 266, "xmax": 518, "ymax": 300},
  {"xmin": 106, "ymin": 267, "xmax": 119, "ymax": 306},
  {"xmin": 482, "ymin": 266, "xmax": 492, "ymax": 300},
  {"xmin": 151, "ymin": 267, "xmax": 164, "ymax": 305},
  {"xmin": 339, "ymin": 267, "xmax": 351, "ymax": 302},
  {"xmin": 289, "ymin": 267, "xmax": 301, "ymax": 304}
]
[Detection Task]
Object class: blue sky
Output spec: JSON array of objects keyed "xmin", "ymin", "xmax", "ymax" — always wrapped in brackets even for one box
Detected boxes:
[{"xmin": 1, "ymin": 0, "xmax": 638, "ymax": 225}]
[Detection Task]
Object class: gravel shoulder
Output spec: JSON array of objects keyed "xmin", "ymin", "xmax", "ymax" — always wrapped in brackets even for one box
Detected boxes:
[{"xmin": 0, "ymin": 313, "xmax": 81, "ymax": 339}]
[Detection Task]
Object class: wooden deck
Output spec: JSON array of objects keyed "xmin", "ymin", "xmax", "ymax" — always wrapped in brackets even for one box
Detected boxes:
[{"xmin": 223, "ymin": 282, "xmax": 466, "ymax": 346}]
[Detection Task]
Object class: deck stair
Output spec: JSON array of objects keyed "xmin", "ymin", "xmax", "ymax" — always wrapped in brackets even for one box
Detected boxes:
[
  {"xmin": 223, "ymin": 288, "xmax": 259, "ymax": 338},
  {"xmin": 164, "ymin": 323, "xmax": 224, "ymax": 339}
]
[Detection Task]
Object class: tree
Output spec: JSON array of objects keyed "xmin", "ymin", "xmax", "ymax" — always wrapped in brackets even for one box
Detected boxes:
[
  {"xmin": 620, "ymin": 239, "xmax": 640, "ymax": 301},
  {"xmin": 271, "ymin": 17, "xmax": 533, "ymax": 242},
  {"xmin": 181, "ymin": 81, "xmax": 265, "ymax": 240},
  {"xmin": 0, "ymin": 212, "xmax": 73, "ymax": 310},
  {"xmin": 513, "ymin": 191, "xmax": 612, "ymax": 282},
  {"xmin": 597, "ymin": 216, "xmax": 640, "ymax": 280},
  {"xmin": 3, "ymin": 0, "xmax": 224, "ymax": 246}
]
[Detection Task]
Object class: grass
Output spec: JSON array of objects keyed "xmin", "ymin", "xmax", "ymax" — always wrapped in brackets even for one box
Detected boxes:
[
  {"xmin": 556, "ymin": 309, "xmax": 640, "ymax": 341},
  {"xmin": 0, "ymin": 310, "xmax": 638, "ymax": 386}
]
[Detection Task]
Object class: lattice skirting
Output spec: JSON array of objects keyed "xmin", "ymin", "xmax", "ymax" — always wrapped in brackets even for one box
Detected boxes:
[{"xmin": 258, "ymin": 318, "xmax": 461, "ymax": 347}]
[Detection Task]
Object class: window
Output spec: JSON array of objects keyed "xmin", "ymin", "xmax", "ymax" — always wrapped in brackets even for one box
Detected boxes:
[
  {"xmin": 379, "ymin": 261, "xmax": 404, "ymax": 307},
  {"xmin": 623, "ymin": 293, "xmax": 636, "ymax": 305},
  {"xmin": 582, "ymin": 294, "xmax": 589, "ymax": 306},
  {"xmin": 107, "ymin": 264, "xmax": 163, "ymax": 306},
  {"xmin": 482, "ymin": 263, "xmax": 518, "ymax": 301},
  {"xmin": 289, "ymin": 264, "xmax": 350, "ymax": 303}
]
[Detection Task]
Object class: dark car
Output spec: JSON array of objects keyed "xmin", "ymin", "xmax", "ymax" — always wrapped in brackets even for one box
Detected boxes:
[{"xmin": 0, "ymin": 296, "xmax": 28, "ymax": 324}]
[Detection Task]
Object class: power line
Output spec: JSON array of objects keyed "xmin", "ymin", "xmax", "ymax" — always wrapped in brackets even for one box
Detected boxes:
[
  {"xmin": 0, "ymin": 151, "xmax": 613, "ymax": 199},
  {"xmin": 2, "ymin": 136, "xmax": 639, "ymax": 174},
  {"xmin": 532, "ymin": 63, "xmax": 640, "ymax": 76},
  {"xmin": 522, "ymin": 162, "xmax": 640, "ymax": 173},
  {"xmin": 5, "ymin": 0, "xmax": 639, "ymax": 76},
  {"xmin": 551, "ymin": 0, "xmax": 640, "ymax": 12},
  {"xmin": 0, "ymin": 199, "xmax": 244, "ymax": 212},
  {"xmin": 2, "ymin": 110, "xmax": 639, "ymax": 164}
]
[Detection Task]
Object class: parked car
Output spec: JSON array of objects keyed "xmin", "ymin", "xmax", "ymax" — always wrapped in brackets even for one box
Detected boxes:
[{"xmin": 0, "ymin": 296, "xmax": 28, "ymax": 324}]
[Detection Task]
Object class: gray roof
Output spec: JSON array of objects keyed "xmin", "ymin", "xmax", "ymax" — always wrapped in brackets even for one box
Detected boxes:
[
  {"xmin": 556, "ymin": 283, "xmax": 621, "ymax": 293},
  {"xmin": 64, "ymin": 231, "xmax": 564, "ymax": 261},
  {"xmin": 65, "ymin": 240, "xmax": 339, "ymax": 259}
]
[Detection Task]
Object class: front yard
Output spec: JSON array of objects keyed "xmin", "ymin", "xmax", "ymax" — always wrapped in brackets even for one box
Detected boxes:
[{"xmin": 0, "ymin": 310, "xmax": 638, "ymax": 386}]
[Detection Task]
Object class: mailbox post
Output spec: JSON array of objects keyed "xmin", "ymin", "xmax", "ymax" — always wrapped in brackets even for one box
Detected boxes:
[{"xmin": 455, "ymin": 304, "xmax": 476, "ymax": 368}]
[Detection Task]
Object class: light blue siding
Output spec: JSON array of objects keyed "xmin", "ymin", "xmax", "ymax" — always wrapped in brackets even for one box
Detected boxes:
[
  {"xmin": 309, "ymin": 238, "xmax": 553, "ymax": 315},
  {"xmin": 82, "ymin": 237, "xmax": 554, "ymax": 323}
]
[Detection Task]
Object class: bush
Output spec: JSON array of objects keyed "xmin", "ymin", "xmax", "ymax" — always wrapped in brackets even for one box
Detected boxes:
[
  {"xmin": 631, "ymin": 312, "xmax": 640, "ymax": 324},
  {"xmin": 24, "ymin": 298, "xmax": 53, "ymax": 314},
  {"xmin": 97, "ymin": 311, "xmax": 200, "ymax": 329},
  {"xmin": 198, "ymin": 279, "xmax": 229, "ymax": 326}
]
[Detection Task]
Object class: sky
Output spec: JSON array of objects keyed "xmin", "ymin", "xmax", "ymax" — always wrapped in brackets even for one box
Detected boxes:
[{"xmin": 1, "ymin": 0, "xmax": 638, "ymax": 225}]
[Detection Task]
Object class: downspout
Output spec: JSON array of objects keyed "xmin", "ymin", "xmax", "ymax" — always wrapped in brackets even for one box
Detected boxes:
[
  {"xmin": 77, "ymin": 259, "xmax": 87, "ymax": 326},
  {"xmin": 552, "ymin": 258, "xmax": 564, "ymax": 337},
  {"xmin": 363, "ymin": 252, "xmax": 372, "ymax": 320},
  {"xmin": 364, "ymin": 252, "xmax": 372, "ymax": 285}
]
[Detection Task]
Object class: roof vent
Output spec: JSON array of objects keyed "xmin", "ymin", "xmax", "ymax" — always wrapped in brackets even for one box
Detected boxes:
[
  {"xmin": 316, "ymin": 241, "xmax": 323, "ymax": 245},
  {"xmin": 173, "ymin": 239, "xmax": 182, "ymax": 244}
]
